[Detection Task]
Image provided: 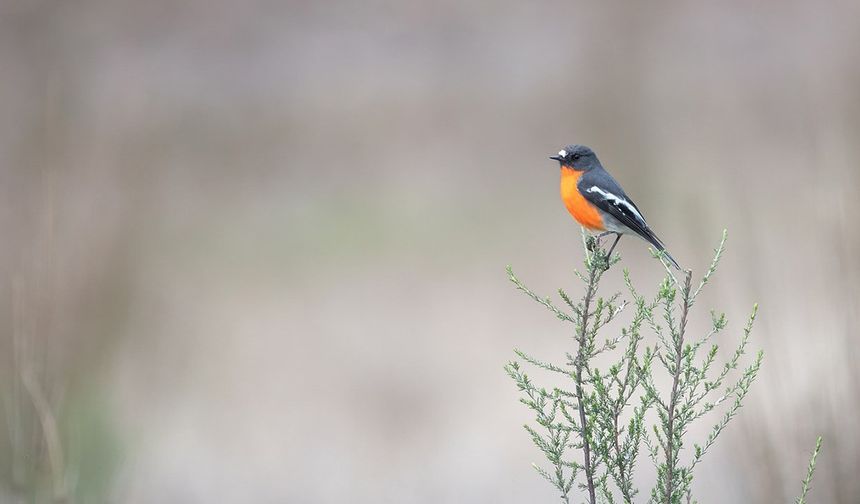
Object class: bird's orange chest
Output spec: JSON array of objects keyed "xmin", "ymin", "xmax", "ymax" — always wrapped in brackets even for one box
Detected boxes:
[{"xmin": 560, "ymin": 168, "xmax": 604, "ymax": 230}]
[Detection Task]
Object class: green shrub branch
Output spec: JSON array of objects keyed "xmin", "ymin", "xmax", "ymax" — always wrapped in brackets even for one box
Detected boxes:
[{"xmin": 505, "ymin": 230, "xmax": 822, "ymax": 503}]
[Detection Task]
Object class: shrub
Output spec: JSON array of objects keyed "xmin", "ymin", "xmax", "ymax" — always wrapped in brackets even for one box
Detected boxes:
[{"xmin": 505, "ymin": 231, "xmax": 820, "ymax": 503}]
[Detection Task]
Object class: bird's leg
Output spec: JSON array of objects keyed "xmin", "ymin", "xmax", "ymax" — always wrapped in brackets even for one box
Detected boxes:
[
  {"xmin": 606, "ymin": 233, "xmax": 622, "ymax": 258},
  {"xmin": 587, "ymin": 231, "xmax": 611, "ymax": 252},
  {"xmin": 594, "ymin": 231, "xmax": 613, "ymax": 249}
]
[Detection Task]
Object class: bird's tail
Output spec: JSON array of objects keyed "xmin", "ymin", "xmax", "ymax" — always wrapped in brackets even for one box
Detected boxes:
[{"xmin": 641, "ymin": 230, "xmax": 682, "ymax": 271}]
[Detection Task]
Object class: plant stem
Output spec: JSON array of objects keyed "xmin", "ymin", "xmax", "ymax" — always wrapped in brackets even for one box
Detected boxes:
[
  {"xmin": 664, "ymin": 271, "xmax": 693, "ymax": 504},
  {"xmin": 612, "ymin": 412, "xmax": 634, "ymax": 503},
  {"xmin": 796, "ymin": 436, "xmax": 823, "ymax": 504},
  {"xmin": 576, "ymin": 256, "xmax": 601, "ymax": 504}
]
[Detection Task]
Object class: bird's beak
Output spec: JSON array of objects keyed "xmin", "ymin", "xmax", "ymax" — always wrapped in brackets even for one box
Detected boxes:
[{"xmin": 549, "ymin": 155, "xmax": 562, "ymax": 161}]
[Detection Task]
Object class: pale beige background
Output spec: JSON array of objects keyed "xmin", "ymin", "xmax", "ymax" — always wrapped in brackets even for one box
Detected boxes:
[{"xmin": 1, "ymin": 0, "xmax": 858, "ymax": 502}]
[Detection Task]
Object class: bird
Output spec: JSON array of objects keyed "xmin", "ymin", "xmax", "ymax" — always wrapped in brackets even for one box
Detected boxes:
[{"xmin": 549, "ymin": 144, "xmax": 682, "ymax": 270}]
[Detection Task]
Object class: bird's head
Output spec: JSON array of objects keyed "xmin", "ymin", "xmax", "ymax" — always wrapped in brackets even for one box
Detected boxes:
[{"xmin": 550, "ymin": 144, "xmax": 600, "ymax": 171}]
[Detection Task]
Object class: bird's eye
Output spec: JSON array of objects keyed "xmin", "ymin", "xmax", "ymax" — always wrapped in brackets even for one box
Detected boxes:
[{"xmin": 572, "ymin": 153, "xmax": 582, "ymax": 160}]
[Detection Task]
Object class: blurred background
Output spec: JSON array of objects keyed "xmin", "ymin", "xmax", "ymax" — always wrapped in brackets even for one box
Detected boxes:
[{"xmin": 1, "ymin": 0, "xmax": 858, "ymax": 502}]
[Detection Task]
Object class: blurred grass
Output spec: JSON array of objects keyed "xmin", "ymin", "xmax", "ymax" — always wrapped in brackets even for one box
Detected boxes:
[{"xmin": 1, "ymin": 0, "xmax": 859, "ymax": 502}]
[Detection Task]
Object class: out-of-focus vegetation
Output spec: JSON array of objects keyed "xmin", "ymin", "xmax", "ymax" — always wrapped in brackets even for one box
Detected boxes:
[{"xmin": 0, "ymin": 0, "xmax": 857, "ymax": 502}]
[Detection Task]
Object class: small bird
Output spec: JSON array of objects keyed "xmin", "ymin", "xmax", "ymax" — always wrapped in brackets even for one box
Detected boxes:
[{"xmin": 550, "ymin": 144, "xmax": 681, "ymax": 270}]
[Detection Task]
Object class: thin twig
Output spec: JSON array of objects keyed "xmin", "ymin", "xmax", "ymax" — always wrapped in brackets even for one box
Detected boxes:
[
  {"xmin": 664, "ymin": 271, "xmax": 693, "ymax": 503},
  {"xmin": 576, "ymin": 260, "xmax": 601, "ymax": 504},
  {"xmin": 795, "ymin": 437, "xmax": 823, "ymax": 504}
]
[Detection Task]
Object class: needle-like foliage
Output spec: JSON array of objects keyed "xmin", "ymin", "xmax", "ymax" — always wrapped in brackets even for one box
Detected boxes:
[
  {"xmin": 506, "ymin": 230, "xmax": 823, "ymax": 503},
  {"xmin": 795, "ymin": 437, "xmax": 823, "ymax": 504}
]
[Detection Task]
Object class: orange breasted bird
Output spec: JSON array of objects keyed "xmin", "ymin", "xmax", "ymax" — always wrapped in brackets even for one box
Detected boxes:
[{"xmin": 550, "ymin": 144, "xmax": 682, "ymax": 270}]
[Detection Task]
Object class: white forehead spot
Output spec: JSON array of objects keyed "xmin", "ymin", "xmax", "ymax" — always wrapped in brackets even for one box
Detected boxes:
[{"xmin": 558, "ymin": 150, "xmax": 567, "ymax": 157}]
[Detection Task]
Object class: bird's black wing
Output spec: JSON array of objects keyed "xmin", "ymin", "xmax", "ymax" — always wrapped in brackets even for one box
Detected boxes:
[
  {"xmin": 578, "ymin": 171, "xmax": 657, "ymax": 241},
  {"xmin": 579, "ymin": 170, "xmax": 681, "ymax": 269}
]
